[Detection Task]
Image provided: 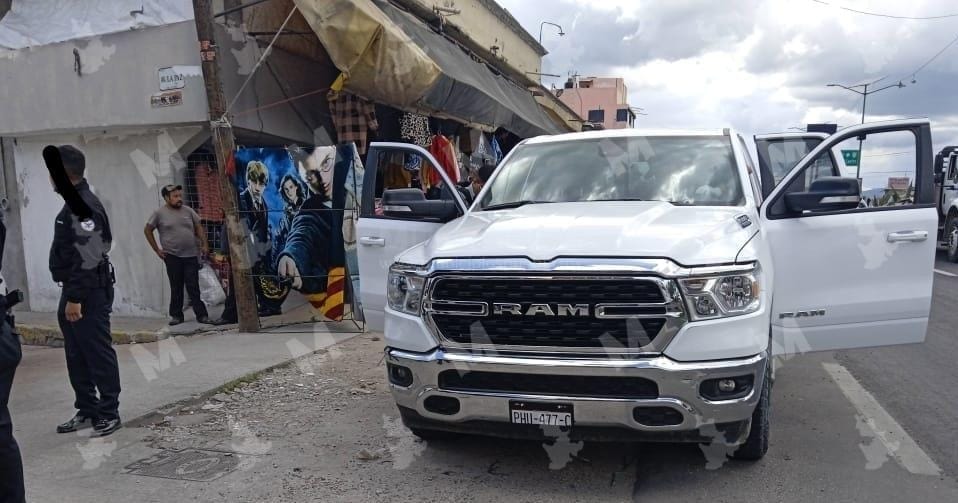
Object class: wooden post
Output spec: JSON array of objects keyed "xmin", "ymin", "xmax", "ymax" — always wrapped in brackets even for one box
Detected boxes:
[{"xmin": 192, "ymin": 0, "xmax": 260, "ymax": 333}]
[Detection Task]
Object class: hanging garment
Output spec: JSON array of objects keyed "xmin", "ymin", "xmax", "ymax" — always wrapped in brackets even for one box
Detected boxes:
[
  {"xmin": 428, "ymin": 134, "xmax": 461, "ymax": 185},
  {"xmin": 192, "ymin": 162, "xmax": 224, "ymax": 221},
  {"xmin": 328, "ymin": 91, "xmax": 377, "ymax": 155},
  {"xmin": 491, "ymin": 135, "xmax": 503, "ymax": 164},
  {"xmin": 399, "ymin": 113, "xmax": 431, "ymax": 148}
]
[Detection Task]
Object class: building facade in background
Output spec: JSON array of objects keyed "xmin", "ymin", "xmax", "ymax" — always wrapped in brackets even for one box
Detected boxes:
[
  {"xmin": 557, "ymin": 76, "xmax": 635, "ymax": 130},
  {"xmin": 0, "ymin": 0, "xmax": 574, "ymax": 317}
]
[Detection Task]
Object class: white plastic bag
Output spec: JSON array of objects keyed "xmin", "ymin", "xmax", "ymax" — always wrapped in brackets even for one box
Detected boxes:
[{"xmin": 198, "ymin": 263, "xmax": 226, "ymax": 307}]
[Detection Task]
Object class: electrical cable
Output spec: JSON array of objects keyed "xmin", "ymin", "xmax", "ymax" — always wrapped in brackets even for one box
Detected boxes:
[
  {"xmin": 809, "ymin": 0, "xmax": 958, "ymax": 20},
  {"xmin": 902, "ymin": 31, "xmax": 958, "ymax": 81},
  {"xmin": 225, "ymin": 5, "xmax": 298, "ymax": 115}
]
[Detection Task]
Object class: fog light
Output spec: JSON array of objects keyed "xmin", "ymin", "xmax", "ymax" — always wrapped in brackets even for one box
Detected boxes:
[
  {"xmin": 387, "ymin": 363, "xmax": 414, "ymax": 387},
  {"xmin": 717, "ymin": 379, "xmax": 737, "ymax": 393},
  {"xmin": 693, "ymin": 296, "xmax": 718, "ymax": 317},
  {"xmin": 700, "ymin": 375, "xmax": 755, "ymax": 401}
]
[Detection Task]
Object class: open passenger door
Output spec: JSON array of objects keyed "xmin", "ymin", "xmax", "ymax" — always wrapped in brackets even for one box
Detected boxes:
[
  {"xmin": 761, "ymin": 120, "xmax": 937, "ymax": 354},
  {"xmin": 357, "ymin": 142, "xmax": 467, "ymax": 331}
]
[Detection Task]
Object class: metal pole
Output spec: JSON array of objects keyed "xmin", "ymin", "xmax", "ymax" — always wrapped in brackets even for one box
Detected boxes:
[
  {"xmin": 192, "ymin": 0, "xmax": 261, "ymax": 333},
  {"xmin": 856, "ymin": 84, "xmax": 867, "ymax": 180}
]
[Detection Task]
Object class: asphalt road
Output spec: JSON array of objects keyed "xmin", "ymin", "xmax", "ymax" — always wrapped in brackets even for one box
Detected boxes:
[
  {"xmin": 17, "ymin": 252, "xmax": 958, "ymax": 502},
  {"xmin": 834, "ymin": 251, "xmax": 958, "ymax": 477}
]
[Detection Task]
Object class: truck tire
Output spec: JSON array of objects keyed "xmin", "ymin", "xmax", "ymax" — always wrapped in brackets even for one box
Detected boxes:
[
  {"xmin": 731, "ymin": 366, "xmax": 770, "ymax": 461},
  {"xmin": 947, "ymin": 214, "xmax": 958, "ymax": 263}
]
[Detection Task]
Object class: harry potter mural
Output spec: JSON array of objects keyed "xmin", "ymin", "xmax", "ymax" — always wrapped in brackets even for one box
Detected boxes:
[{"xmin": 234, "ymin": 144, "xmax": 364, "ymax": 321}]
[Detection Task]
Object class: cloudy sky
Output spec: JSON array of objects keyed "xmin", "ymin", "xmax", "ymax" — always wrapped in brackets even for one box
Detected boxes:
[{"xmin": 500, "ymin": 0, "xmax": 958, "ymax": 152}]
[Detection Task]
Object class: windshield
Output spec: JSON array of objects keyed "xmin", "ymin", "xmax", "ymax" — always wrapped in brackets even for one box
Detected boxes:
[{"xmin": 476, "ymin": 136, "xmax": 745, "ymax": 209}]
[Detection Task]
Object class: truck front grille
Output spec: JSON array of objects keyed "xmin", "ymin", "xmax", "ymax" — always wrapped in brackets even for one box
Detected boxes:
[
  {"xmin": 432, "ymin": 315, "xmax": 667, "ymax": 348},
  {"xmin": 438, "ymin": 370, "xmax": 659, "ymax": 399},
  {"xmin": 426, "ymin": 276, "xmax": 681, "ymax": 352}
]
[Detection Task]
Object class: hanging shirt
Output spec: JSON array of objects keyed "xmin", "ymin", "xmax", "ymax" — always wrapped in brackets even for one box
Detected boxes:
[
  {"xmin": 399, "ymin": 113, "xmax": 431, "ymax": 148},
  {"xmin": 328, "ymin": 91, "xmax": 377, "ymax": 155}
]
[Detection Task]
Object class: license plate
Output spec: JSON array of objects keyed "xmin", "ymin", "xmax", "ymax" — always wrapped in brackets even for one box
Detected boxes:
[{"xmin": 509, "ymin": 401, "xmax": 573, "ymax": 427}]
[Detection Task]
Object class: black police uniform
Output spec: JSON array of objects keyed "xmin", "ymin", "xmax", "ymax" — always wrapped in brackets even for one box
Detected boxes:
[
  {"xmin": 49, "ymin": 180, "xmax": 121, "ymax": 424},
  {"xmin": 0, "ymin": 216, "xmax": 26, "ymax": 502}
]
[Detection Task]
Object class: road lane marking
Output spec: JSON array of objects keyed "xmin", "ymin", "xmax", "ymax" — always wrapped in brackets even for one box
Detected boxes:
[
  {"xmin": 823, "ymin": 362, "xmax": 941, "ymax": 476},
  {"xmin": 934, "ymin": 268, "xmax": 957, "ymax": 277}
]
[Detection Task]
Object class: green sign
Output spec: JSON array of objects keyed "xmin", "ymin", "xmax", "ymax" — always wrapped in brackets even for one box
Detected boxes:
[{"xmin": 841, "ymin": 149, "xmax": 860, "ymax": 167}]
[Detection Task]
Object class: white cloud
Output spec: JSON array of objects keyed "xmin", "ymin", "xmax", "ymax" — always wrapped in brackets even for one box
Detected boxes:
[{"xmin": 502, "ymin": 0, "xmax": 958, "ymax": 148}]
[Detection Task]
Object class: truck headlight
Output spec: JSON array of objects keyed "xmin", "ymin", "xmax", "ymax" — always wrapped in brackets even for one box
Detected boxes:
[
  {"xmin": 678, "ymin": 266, "xmax": 761, "ymax": 320},
  {"xmin": 387, "ymin": 264, "xmax": 427, "ymax": 315}
]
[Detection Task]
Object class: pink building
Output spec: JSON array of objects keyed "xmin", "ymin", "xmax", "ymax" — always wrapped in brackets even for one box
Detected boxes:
[{"xmin": 556, "ymin": 77, "xmax": 635, "ymax": 130}]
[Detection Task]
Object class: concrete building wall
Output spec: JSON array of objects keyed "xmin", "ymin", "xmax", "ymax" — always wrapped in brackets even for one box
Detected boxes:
[
  {"xmin": 0, "ymin": 15, "xmax": 337, "ymax": 315},
  {"xmin": 0, "ymin": 21, "xmax": 208, "ymax": 136},
  {"xmin": 404, "ymin": 0, "xmax": 545, "ymax": 76},
  {"xmin": 12, "ymin": 127, "xmax": 204, "ymax": 315},
  {"xmin": 558, "ymin": 77, "xmax": 633, "ymax": 130}
]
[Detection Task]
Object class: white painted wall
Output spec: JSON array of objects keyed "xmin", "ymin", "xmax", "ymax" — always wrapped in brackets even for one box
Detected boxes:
[{"xmin": 13, "ymin": 127, "xmax": 203, "ymax": 315}]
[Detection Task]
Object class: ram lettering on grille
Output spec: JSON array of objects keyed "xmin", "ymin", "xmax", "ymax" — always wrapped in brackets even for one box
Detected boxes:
[{"xmin": 491, "ymin": 303, "xmax": 591, "ymax": 317}]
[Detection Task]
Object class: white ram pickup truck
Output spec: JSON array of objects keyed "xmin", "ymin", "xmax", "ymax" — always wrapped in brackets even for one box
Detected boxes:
[{"xmin": 355, "ymin": 119, "xmax": 937, "ymax": 460}]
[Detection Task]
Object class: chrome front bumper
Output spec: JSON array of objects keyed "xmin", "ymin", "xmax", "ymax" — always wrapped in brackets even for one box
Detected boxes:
[{"xmin": 386, "ymin": 348, "xmax": 768, "ymax": 440}]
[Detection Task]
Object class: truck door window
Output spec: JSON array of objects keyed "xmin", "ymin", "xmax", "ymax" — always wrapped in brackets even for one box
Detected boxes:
[
  {"xmin": 769, "ymin": 129, "xmax": 919, "ymax": 216},
  {"xmin": 366, "ymin": 149, "xmax": 460, "ymax": 220}
]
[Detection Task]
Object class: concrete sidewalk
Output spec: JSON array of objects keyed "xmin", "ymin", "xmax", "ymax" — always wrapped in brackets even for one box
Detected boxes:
[
  {"xmin": 9, "ymin": 322, "xmax": 364, "ymax": 501},
  {"xmin": 13, "ymin": 301, "xmax": 343, "ymax": 346}
]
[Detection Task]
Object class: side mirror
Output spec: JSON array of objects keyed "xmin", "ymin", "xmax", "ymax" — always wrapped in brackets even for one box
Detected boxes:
[
  {"xmin": 382, "ymin": 188, "xmax": 458, "ymax": 222},
  {"xmin": 935, "ymin": 172, "xmax": 945, "ymax": 185},
  {"xmin": 784, "ymin": 176, "xmax": 861, "ymax": 213}
]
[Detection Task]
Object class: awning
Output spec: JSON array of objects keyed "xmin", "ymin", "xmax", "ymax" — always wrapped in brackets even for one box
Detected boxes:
[{"xmin": 293, "ymin": 0, "xmax": 563, "ymax": 137}]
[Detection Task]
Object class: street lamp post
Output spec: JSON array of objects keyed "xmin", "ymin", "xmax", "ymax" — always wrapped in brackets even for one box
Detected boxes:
[
  {"xmin": 826, "ymin": 79, "xmax": 905, "ymax": 179},
  {"xmin": 538, "ymin": 21, "xmax": 564, "ymax": 45}
]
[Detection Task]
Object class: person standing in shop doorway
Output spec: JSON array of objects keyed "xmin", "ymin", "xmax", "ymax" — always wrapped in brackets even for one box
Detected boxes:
[{"xmin": 144, "ymin": 184, "xmax": 213, "ymax": 326}]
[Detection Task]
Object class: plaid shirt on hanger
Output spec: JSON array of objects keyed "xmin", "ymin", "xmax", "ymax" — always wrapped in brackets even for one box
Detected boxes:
[{"xmin": 328, "ymin": 91, "xmax": 377, "ymax": 154}]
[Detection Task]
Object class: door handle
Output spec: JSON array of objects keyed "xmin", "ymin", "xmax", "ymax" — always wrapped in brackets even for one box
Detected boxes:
[
  {"xmin": 359, "ymin": 236, "xmax": 386, "ymax": 247},
  {"xmin": 887, "ymin": 231, "xmax": 928, "ymax": 243}
]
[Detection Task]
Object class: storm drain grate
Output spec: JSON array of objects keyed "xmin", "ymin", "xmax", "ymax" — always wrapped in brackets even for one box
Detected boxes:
[{"xmin": 125, "ymin": 449, "xmax": 240, "ymax": 482}]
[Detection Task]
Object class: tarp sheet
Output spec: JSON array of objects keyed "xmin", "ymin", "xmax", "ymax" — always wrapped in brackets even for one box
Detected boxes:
[
  {"xmin": 293, "ymin": 0, "xmax": 562, "ymax": 137},
  {"xmin": 0, "ymin": 0, "xmax": 193, "ymax": 49}
]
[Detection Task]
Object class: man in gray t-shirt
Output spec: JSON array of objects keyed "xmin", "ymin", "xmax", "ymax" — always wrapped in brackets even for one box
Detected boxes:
[{"xmin": 144, "ymin": 184, "xmax": 212, "ymax": 326}]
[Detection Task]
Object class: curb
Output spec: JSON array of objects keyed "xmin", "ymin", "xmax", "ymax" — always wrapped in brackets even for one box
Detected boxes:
[{"xmin": 16, "ymin": 324, "xmax": 228, "ymax": 347}]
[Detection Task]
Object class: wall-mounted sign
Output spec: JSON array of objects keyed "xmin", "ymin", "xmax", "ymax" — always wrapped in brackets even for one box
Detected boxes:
[
  {"xmin": 158, "ymin": 67, "xmax": 186, "ymax": 90},
  {"xmin": 151, "ymin": 90, "xmax": 183, "ymax": 108},
  {"xmin": 158, "ymin": 65, "xmax": 201, "ymax": 91}
]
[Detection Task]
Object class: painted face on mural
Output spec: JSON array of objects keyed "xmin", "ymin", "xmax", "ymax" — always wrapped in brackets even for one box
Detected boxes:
[
  {"xmin": 282, "ymin": 178, "xmax": 300, "ymax": 204},
  {"xmin": 248, "ymin": 179, "xmax": 265, "ymax": 201},
  {"xmin": 303, "ymin": 150, "xmax": 335, "ymax": 199}
]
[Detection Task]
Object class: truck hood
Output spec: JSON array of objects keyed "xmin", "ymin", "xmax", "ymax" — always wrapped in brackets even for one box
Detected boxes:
[{"xmin": 405, "ymin": 201, "xmax": 756, "ymax": 266}]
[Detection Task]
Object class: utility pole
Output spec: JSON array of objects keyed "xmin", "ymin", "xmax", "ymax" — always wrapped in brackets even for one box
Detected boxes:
[
  {"xmin": 827, "ymin": 79, "xmax": 905, "ymax": 179},
  {"xmin": 192, "ymin": 0, "xmax": 260, "ymax": 332}
]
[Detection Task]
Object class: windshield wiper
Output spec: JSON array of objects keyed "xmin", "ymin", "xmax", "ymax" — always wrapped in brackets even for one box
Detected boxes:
[{"xmin": 481, "ymin": 200, "xmax": 551, "ymax": 211}]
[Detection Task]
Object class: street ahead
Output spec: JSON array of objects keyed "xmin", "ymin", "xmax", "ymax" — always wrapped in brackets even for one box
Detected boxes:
[{"xmin": 14, "ymin": 252, "xmax": 958, "ymax": 503}]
